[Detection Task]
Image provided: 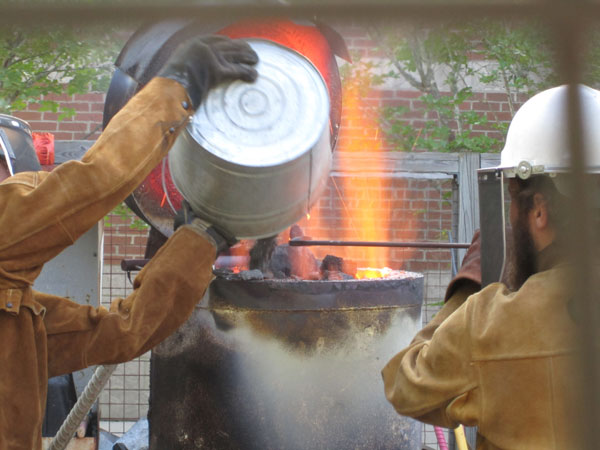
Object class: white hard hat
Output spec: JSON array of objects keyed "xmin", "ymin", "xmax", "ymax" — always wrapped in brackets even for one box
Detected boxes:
[{"xmin": 499, "ymin": 84, "xmax": 600, "ymax": 180}]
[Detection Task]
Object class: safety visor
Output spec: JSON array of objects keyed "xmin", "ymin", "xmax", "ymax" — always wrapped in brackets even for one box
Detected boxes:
[
  {"xmin": 0, "ymin": 114, "xmax": 41, "ymax": 177},
  {"xmin": 477, "ymin": 167, "xmax": 510, "ymax": 287}
]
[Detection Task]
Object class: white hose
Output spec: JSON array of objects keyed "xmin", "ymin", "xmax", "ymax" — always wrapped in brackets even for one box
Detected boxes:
[{"xmin": 48, "ymin": 364, "xmax": 117, "ymax": 450}]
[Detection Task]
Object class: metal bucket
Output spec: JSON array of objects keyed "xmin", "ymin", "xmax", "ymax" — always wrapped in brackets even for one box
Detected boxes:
[
  {"xmin": 149, "ymin": 273, "xmax": 424, "ymax": 449},
  {"xmin": 168, "ymin": 39, "xmax": 331, "ymax": 239}
]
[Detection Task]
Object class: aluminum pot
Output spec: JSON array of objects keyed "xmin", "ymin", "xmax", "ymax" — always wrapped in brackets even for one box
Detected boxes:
[{"xmin": 168, "ymin": 39, "xmax": 331, "ymax": 239}]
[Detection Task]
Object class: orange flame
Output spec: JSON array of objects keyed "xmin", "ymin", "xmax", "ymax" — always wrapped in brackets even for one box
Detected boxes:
[
  {"xmin": 336, "ymin": 75, "xmax": 390, "ymax": 269},
  {"xmin": 296, "ymin": 66, "xmax": 400, "ymax": 271}
]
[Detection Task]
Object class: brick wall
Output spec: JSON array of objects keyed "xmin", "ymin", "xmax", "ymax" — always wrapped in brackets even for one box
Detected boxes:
[
  {"xmin": 14, "ymin": 91, "xmax": 105, "ymax": 141},
  {"xmin": 294, "ymin": 175, "xmax": 455, "ymax": 273},
  {"xmin": 103, "ymin": 214, "xmax": 149, "ymax": 265}
]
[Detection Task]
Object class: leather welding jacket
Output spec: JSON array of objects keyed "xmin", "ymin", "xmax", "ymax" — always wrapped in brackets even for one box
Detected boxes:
[
  {"xmin": 0, "ymin": 78, "xmax": 217, "ymax": 450},
  {"xmin": 382, "ymin": 246, "xmax": 584, "ymax": 450}
]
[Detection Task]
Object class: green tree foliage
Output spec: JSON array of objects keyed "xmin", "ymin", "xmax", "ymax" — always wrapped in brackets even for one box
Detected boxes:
[
  {"xmin": 0, "ymin": 26, "xmax": 122, "ymax": 117},
  {"xmin": 349, "ymin": 19, "xmax": 556, "ymax": 153}
]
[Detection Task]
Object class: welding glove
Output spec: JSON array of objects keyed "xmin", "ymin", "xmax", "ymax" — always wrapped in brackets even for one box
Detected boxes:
[
  {"xmin": 174, "ymin": 200, "xmax": 236, "ymax": 253},
  {"xmin": 444, "ymin": 229, "xmax": 482, "ymax": 302},
  {"xmin": 158, "ymin": 35, "xmax": 259, "ymax": 110}
]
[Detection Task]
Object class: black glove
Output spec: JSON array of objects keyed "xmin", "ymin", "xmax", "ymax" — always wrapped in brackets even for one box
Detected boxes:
[
  {"xmin": 174, "ymin": 200, "xmax": 237, "ymax": 253},
  {"xmin": 444, "ymin": 229, "xmax": 482, "ymax": 302},
  {"xmin": 158, "ymin": 35, "xmax": 259, "ymax": 109}
]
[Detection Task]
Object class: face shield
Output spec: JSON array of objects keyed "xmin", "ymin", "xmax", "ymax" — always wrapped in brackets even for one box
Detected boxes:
[
  {"xmin": 0, "ymin": 114, "xmax": 41, "ymax": 181},
  {"xmin": 477, "ymin": 167, "xmax": 508, "ymax": 287}
]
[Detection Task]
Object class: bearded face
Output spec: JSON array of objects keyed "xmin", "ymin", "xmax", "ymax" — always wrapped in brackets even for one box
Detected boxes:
[
  {"xmin": 507, "ymin": 206, "xmax": 538, "ymax": 290},
  {"xmin": 505, "ymin": 178, "xmax": 539, "ymax": 290}
]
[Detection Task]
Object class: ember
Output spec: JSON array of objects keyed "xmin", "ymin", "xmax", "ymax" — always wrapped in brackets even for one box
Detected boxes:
[
  {"xmin": 356, "ymin": 267, "xmax": 394, "ymax": 279},
  {"xmin": 217, "ymin": 226, "xmax": 405, "ymax": 282}
]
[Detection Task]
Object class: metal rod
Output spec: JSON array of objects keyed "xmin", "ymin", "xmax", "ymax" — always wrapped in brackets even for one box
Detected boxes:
[{"xmin": 289, "ymin": 239, "xmax": 470, "ymax": 249}]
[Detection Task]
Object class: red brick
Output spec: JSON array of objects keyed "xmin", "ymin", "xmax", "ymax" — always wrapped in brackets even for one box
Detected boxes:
[
  {"xmin": 426, "ymin": 230, "xmax": 445, "ymax": 240},
  {"xmin": 485, "ymin": 92, "xmax": 509, "ymax": 102},
  {"xmin": 405, "ymin": 189, "xmax": 425, "ymax": 200},
  {"xmin": 426, "ymin": 189, "xmax": 441, "ymax": 200},
  {"xmin": 381, "ymin": 98, "xmax": 411, "ymax": 108},
  {"xmin": 28, "ymin": 121, "xmax": 58, "ymax": 132},
  {"xmin": 91, "ymin": 102, "xmax": 106, "ymax": 112},
  {"xmin": 104, "ymin": 245, "xmax": 118, "ymax": 256},
  {"xmin": 58, "ymin": 122, "xmax": 87, "ymax": 132},
  {"xmin": 117, "ymin": 245, "xmax": 146, "ymax": 257},
  {"xmin": 76, "ymin": 92, "xmax": 105, "ymax": 102},
  {"xmin": 411, "ymin": 180, "xmax": 431, "ymax": 189},
  {"xmin": 411, "ymin": 200, "xmax": 427, "ymax": 210},
  {"xmin": 472, "ymin": 101, "xmax": 498, "ymax": 111},
  {"xmin": 74, "ymin": 112, "xmax": 103, "ymax": 123},
  {"xmin": 394, "ymin": 90, "xmax": 423, "ymax": 99},
  {"xmin": 60, "ymin": 102, "xmax": 90, "ymax": 112},
  {"xmin": 43, "ymin": 93, "xmax": 72, "ymax": 102},
  {"xmin": 13, "ymin": 111, "xmax": 42, "ymax": 121},
  {"xmin": 132, "ymin": 236, "xmax": 149, "ymax": 246},
  {"xmin": 501, "ymin": 102, "xmax": 517, "ymax": 113},
  {"xmin": 104, "ymin": 235, "xmax": 130, "ymax": 245},
  {"xmin": 405, "ymin": 261, "xmax": 431, "ymax": 272},
  {"xmin": 424, "ymin": 250, "xmax": 452, "ymax": 261}
]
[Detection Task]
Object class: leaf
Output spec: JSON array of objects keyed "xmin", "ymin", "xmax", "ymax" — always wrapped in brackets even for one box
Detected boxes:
[{"xmin": 0, "ymin": 25, "xmax": 123, "ymax": 115}]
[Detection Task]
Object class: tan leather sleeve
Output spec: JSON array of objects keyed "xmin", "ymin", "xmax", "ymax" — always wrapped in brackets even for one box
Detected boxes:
[
  {"xmin": 381, "ymin": 282, "xmax": 480, "ymax": 428},
  {"xmin": 42, "ymin": 227, "xmax": 215, "ymax": 377},
  {"xmin": 0, "ymin": 78, "xmax": 191, "ymax": 284}
]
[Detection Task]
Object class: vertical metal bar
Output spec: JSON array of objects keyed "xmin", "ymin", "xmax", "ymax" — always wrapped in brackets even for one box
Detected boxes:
[
  {"xmin": 551, "ymin": 9, "xmax": 598, "ymax": 449},
  {"xmin": 457, "ymin": 152, "xmax": 481, "ymax": 263}
]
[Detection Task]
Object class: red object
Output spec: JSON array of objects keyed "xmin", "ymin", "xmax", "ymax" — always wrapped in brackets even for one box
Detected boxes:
[
  {"xmin": 218, "ymin": 19, "xmax": 338, "ymax": 101},
  {"xmin": 32, "ymin": 132, "xmax": 55, "ymax": 165}
]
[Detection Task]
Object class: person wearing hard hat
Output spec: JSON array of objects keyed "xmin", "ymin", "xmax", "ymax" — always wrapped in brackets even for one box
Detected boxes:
[
  {"xmin": 382, "ymin": 85, "xmax": 600, "ymax": 449},
  {"xmin": 0, "ymin": 36, "xmax": 258, "ymax": 449}
]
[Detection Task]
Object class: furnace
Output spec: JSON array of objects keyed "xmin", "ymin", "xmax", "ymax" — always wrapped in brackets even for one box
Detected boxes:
[{"xmin": 149, "ymin": 272, "xmax": 424, "ymax": 449}]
